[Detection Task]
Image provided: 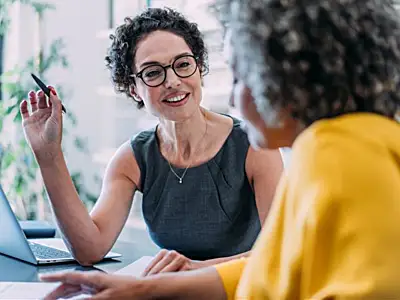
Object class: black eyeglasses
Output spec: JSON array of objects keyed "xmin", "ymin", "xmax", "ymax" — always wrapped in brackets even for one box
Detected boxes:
[{"xmin": 131, "ymin": 55, "xmax": 199, "ymax": 87}]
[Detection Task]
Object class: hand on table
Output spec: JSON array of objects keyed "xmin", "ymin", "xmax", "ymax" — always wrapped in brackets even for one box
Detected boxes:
[
  {"xmin": 142, "ymin": 249, "xmax": 205, "ymax": 276},
  {"xmin": 40, "ymin": 271, "xmax": 146, "ymax": 300}
]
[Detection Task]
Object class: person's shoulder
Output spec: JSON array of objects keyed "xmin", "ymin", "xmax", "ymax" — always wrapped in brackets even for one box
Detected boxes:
[
  {"xmin": 288, "ymin": 116, "xmax": 396, "ymax": 209},
  {"xmin": 104, "ymin": 140, "xmax": 139, "ymax": 177},
  {"xmin": 294, "ymin": 116, "xmax": 388, "ymax": 171},
  {"xmin": 204, "ymin": 112, "xmax": 250, "ymax": 163},
  {"xmin": 291, "ymin": 117, "xmax": 363, "ymax": 171},
  {"xmin": 214, "ymin": 113, "xmax": 248, "ymax": 140},
  {"xmin": 110, "ymin": 140, "xmax": 137, "ymax": 163},
  {"xmin": 219, "ymin": 114, "xmax": 250, "ymax": 152},
  {"xmin": 129, "ymin": 127, "xmax": 158, "ymax": 171},
  {"xmin": 129, "ymin": 127, "xmax": 159, "ymax": 155},
  {"xmin": 210, "ymin": 112, "xmax": 242, "ymax": 127},
  {"xmin": 227, "ymin": 114, "xmax": 246, "ymax": 132},
  {"xmin": 131, "ymin": 127, "xmax": 157, "ymax": 145}
]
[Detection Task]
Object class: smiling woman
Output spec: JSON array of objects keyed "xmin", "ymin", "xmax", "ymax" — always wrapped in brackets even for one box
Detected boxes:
[
  {"xmin": 100, "ymin": 7, "xmax": 284, "ymax": 270},
  {"xmin": 20, "ymin": 7, "xmax": 284, "ymax": 275}
]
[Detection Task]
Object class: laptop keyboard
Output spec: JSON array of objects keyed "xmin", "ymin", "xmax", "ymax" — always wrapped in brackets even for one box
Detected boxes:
[{"xmin": 29, "ymin": 242, "xmax": 73, "ymax": 259}]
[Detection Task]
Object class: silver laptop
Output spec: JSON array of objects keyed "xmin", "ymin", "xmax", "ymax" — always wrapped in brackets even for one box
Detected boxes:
[{"xmin": 0, "ymin": 184, "xmax": 121, "ymax": 265}]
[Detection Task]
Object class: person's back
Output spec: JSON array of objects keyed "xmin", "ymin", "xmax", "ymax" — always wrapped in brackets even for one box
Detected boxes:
[
  {"xmin": 214, "ymin": 0, "xmax": 400, "ymax": 298},
  {"xmin": 234, "ymin": 113, "xmax": 400, "ymax": 299}
]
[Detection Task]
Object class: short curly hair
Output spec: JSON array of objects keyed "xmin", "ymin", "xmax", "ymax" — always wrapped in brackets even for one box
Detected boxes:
[
  {"xmin": 214, "ymin": 0, "xmax": 400, "ymax": 127},
  {"xmin": 105, "ymin": 7, "xmax": 209, "ymax": 109}
]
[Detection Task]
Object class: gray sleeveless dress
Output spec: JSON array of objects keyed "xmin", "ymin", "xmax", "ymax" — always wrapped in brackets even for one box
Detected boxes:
[{"xmin": 130, "ymin": 116, "xmax": 261, "ymax": 260}]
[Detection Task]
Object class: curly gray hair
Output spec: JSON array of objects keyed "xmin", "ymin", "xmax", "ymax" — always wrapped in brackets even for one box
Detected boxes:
[{"xmin": 213, "ymin": 0, "xmax": 400, "ymax": 126}]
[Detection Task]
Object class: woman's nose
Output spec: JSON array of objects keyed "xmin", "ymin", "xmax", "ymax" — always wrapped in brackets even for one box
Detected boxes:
[{"xmin": 164, "ymin": 68, "xmax": 181, "ymax": 88}]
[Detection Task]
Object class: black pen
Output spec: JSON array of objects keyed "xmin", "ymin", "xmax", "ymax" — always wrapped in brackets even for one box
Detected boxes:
[{"xmin": 31, "ymin": 73, "xmax": 67, "ymax": 113}]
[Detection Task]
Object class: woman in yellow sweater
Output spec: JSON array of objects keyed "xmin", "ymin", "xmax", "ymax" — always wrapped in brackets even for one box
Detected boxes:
[{"xmin": 41, "ymin": 0, "xmax": 400, "ymax": 299}]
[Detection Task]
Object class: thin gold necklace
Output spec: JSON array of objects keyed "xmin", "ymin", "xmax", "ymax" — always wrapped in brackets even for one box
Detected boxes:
[{"xmin": 167, "ymin": 119, "xmax": 208, "ymax": 184}]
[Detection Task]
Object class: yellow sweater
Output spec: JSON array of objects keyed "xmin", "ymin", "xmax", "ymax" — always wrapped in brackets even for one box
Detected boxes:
[{"xmin": 216, "ymin": 113, "xmax": 400, "ymax": 300}]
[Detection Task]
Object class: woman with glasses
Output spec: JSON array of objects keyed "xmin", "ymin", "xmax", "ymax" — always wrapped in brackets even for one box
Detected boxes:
[{"xmin": 20, "ymin": 7, "xmax": 283, "ymax": 272}]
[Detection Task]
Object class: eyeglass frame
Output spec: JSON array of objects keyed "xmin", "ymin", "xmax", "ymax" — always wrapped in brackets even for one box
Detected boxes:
[{"xmin": 130, "ymin": 54, "xmax": 200, "ymax": 87}]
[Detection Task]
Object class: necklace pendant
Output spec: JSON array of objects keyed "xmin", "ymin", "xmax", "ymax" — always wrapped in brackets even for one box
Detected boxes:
[{"xmin": 179, "ymin": 179, "xmax": 182, "ymax": 184}]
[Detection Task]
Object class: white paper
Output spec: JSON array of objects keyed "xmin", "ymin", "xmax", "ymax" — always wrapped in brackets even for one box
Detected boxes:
[
  {"xmin": 114, "ymin": 256, "xmax": 153, "ymax": 277},
  {"xmin": 0, "ymin": 256, "xmax": 153, "ymax": 299},
  {"xmin": 0, "ymin": 282, "xmax": 92, "ymax": 299},
  {"xmin": 0, "ymin": 282, "xmax": 57, "ymax": 299}
]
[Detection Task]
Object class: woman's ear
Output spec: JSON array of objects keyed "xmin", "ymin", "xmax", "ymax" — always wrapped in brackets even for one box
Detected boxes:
[
  {"xmin": 199, "ymin": 64, "xmax": 208, "ymax": 87},
  {"xmin": 199, "ymin": 63, "xmax": 209, "ymax": 77},
  {"xmin": 129, "ymin": 85, "xmax": 143, "ymax": 103}
]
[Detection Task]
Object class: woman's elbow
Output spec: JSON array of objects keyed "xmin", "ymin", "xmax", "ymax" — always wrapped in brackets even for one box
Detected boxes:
[{"xmin": 71, "ymin": 249, "xmax": 105, "ymax": 266}]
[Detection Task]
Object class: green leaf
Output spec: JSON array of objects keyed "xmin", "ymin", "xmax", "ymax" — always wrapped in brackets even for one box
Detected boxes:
[
  {"xmin": 71, "ymin": 172, "xmax": 83, "ymax": 194},
  {"xmin": 61, "ymin": 57, "xmax": 69, "ymax": 68},
  {"xmin": 15, "ymin": 174, "xmax": 26, "ymax": 195},
  {"xmin": 13, "ymin": 111, "xmax": 22, "ymax": 122},
  {"xmin": 27, "ymin": 168, "xmax": 36, "ymax": 180},
  {"xmin": 0, "ymin": 103, "xmax": 4, "ymax": 130},
  {"xmin": 94, "ymin": 175, "xmax": 102, "ymax": 184},
  {"xmin": 1, "ymin": 152, "xmax": 15, "ymax": 170},
  {"xmin": 70, "ymin": 172, "xmax": 82, "ymax": 183},
  {"xmin": 31, "ymin": 1, "xmax": 56, "ymax": 13},
  {"xmin": 74, "ymin": 137, "xmax": 88, "ymax": 152},
  {"xmin": 5, "ymin": 104, "xmax": 17, "ymax": 115},
  {"xmin": 67, "ymin": 112, "xmax": 77, "ymax": 126},
  {"xmin": 1, "ymin": 69, "xmax": 17, "ymax": 78},
  {"xmin": 84, "ymin": 192, "xmax": 97, "ymax": 204}
]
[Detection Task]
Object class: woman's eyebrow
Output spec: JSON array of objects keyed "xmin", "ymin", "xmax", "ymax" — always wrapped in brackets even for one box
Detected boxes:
[
  {"xmin": 139, "ymin": 60, "xmax": 161, "ymax": 68},
  {"xmin": 138, "ymin": 52, "xmax": 193, "ymax": 69}
]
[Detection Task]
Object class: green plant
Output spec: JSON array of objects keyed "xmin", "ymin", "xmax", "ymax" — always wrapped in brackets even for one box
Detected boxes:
[{"xmin": 0, "ymin": 1, "xmax": 98, "ymax": 220}]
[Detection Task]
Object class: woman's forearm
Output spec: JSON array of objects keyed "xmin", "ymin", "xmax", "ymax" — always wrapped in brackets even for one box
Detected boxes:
[
  {"xmin": 141, "ymin": 267, "xmax": 227, "ymax": 300},
  {"xmin": 203, "ymin": 251, "xmax": 250, "ymax": 267},
  {"xmin": 38, "ymin": 152, "xmax": 103, "ymax": 264}
]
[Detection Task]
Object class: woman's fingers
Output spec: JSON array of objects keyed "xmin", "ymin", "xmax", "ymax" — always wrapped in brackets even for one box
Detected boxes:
[
  {"xmin": 47, "ymin": 86, "xmax": 63, "ymax": 115},
  {"xmin": 146, "ymin": 251, "xmax": 182, "ymax": 276},
  {"xmin": 27, "ymin": 86, "xmax": 63, "ymax": 117},
  {"xmin": 43, "ymin": 283, "xmax": 82, "ymax": 300},
  {"xmin": 142, "ymin": 250, "xmax": 167, "ymax": 276},
  {"xmin": 28, "ymin": 90, "xmax": 38, "ymax": 112},
  {"xmin": 37, "ymin": 90, "xmax": 48, "ymax": 109},
  {"xmin": 20, "ymin": 100, "xmax": 30, "ymax": 120},
  {"xmin": 178, "ymin": 263, "xmax": 192, "ymax": 272},
  {"xmin": 158, "ymin": 256, "xmax": 186, "ymax": 274}
]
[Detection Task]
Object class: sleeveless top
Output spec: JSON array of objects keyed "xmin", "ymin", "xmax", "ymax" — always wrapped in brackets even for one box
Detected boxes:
[{"xmin": 130, "ymin": 116, "xmax": 261, "ymax": 260}]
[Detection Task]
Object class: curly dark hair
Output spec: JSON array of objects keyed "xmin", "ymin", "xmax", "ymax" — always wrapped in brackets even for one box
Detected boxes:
[
  {"xmin": 105, "ymin": 7, "xmax": 209, "ymax": 109},
  {"xmin": 214, "ymin": 0, "xmax": 400, "ymax": 126}
]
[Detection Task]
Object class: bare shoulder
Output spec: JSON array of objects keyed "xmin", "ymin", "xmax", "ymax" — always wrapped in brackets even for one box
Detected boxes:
[
  {"xmin": 246, "ymin": 146, "xmax": 284, "ymax": 179},
  {"xmin": 204, "ymin": 109, "xmax": 283, "ymax": 175},
  {"xmin": 103, "ymin": 140, "xmax": 140, "ymax": 187},
  {"xmin": 205, "ymin": 111, "xmax": 234, "ymax": 135},
  {"xmin": 200, "ymin": 111, "xmax": 235, "ymax": 155},
  {"xmin": 245, "ymin": 147, "xmax": 284, "ymax": 223}
]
